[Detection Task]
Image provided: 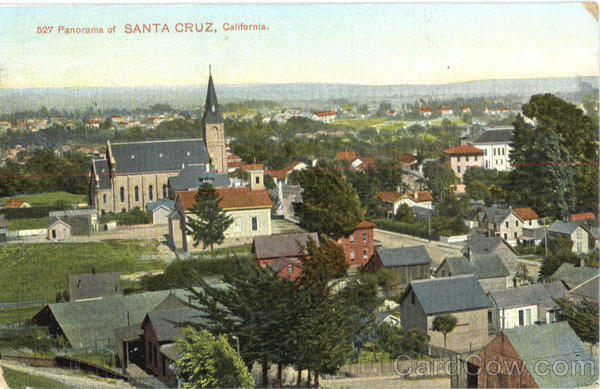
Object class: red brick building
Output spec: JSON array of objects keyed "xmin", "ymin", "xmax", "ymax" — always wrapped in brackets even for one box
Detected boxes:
[{"xmin": 337, "ymin": 220, "xmax": 376, "ymax": 267}]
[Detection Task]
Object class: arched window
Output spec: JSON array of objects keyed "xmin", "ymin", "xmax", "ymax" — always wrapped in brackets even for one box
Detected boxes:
[
  {"xmin": 120, "ymin": 187, "xmax": 125, "ymax": 203},
  {"xmin": 134, "ymin": 186, "xmax": 140, "ymax": 202},
  {"xmin": 102, "ymin": 194, "xmax": 107, "ymax": 204},
  {"xmin": 162, "ymin": 184, "xmax": 167, "ymax": 198},
  {"xmin": 149, "ymin": 185, "xmax": 153, "ymax": 201}
]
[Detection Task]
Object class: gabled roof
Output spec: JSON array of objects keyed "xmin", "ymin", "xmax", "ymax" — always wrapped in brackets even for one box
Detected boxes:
[
  {"xmin": 336, "ymin": 150, "xmax": 358, "ymax": 162},
  {"xmin": 147, "ymin": 199, "xmax": 175, "ymax": 213},
  {"xmin": 548, "ymin": 220, "xmax": 581, "ymax": 235},
  {"xmin": 551, "ymin": 263, "xmax": 599, "ymax": 289},
  {"xmin": 440, "ymin": 253, "xmax": 509, "ymax": 279},
  {"xmin": 177, "ymin": 187, "xmax": 274, "ymax": 211},
  {"xmin": 267, "ymin": 257, "xmax": 304, "ymax": 273},
  {"xmin": 376, "ymin": 246, "xmax": 432, "ymax": 267},
  {"xmin": 68, "ymin": 272, "xmax": 122, "ymax": 301},
  {"xmin": 376, "ymin": 190, "xmax": 434, "ymax": 204},
  {"xmin": 110, "ymin": 139, "xmax": 210, "ymax": 174},
  {"xmin": 512, "ymin": 207, "xmax": 539, "ymax": 221},
  {"xmin": 143, "ymin": 307, "xmax": 208, "ymax": 343},
  {"xmin": 356, "ymin": 220, "xmax": 376, "ymax": 230},
  {"xmin": 569, "ymin": 274, "xmax": 599, "ymax": 301},
  {"xmin": 472, "ymin": 129, "xmax": 513, "ymax": 144},
  {"xmin": 48, "ymin": 218, "xmax": 70, "ymax": 229},
  {"xmin": 92, "ymin": 159, "xmax": 111, "ymax": 189},
  {"xmin": 4, "ymin": 198, "xmax": 27, "ymax": 208},
  {"xmin": 253, "ymin": 232, "xmax": 319, "ymax": 260},
  {"xmin": 570, "ymin": 212, "xmax": 596, "ymax": 222},
  {"xmin": 402, "ymin": 275, "xmax": 489, "ymax": 315},
  {"xmin": 481, "ymin": 205, "xmax": 513, "ymax": 224},
  {"xmin": 203, "ymin": 73, "xmax": 223, "ymax": 124},
  {"xmin": 443, "ymin": 144, "xmax": 483, "ymax": 155},
  {"xmin": 465, "ymin": 232, "xmax": 517, "ymax": 255},
  {"xmin": 168, "ymin": 164, "xmax": 230, "ymax": 191},
  {"xmin": 397, "ymin": 154, "xmax": 418, "ymax": 164},
  {"xmin": 489, "ymin": 281, "xmax": 568, "ymax": 310},
  {"xmin": 504, "ymin": 322, "xmax": 598, "ymax": 388}
]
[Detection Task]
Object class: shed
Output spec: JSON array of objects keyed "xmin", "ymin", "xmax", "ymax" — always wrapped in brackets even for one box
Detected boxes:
[
  {"xmin": 147, "ymin": 199, "xmax": 174, "ymax": 225},
  {"xmin": 363, "ymin": 246, "xmax": 431, "ymax": 285},
  {"xmin": 47, "ymin": 218, "xmax": 71, "ymax": 241}
]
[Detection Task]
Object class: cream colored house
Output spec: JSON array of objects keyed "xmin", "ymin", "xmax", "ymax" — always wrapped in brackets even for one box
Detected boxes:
[
  {"xmin": 478, "ymin": 206, "xmax": 539, "ymax": 246},
  {"xmin": 548, "ymin": 220, "xmax": 590, "ymax": 254}
]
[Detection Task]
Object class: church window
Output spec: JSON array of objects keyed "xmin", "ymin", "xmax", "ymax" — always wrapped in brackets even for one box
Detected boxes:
[
  {"xmin": 163, "ymin": 185, "xmax": 167, "ymax": 198},
  {"xmin": 103, "ymin": 194, "xmax": 107, "ymax": 204},
  {"xmin": 134, "ymin": 186, "xmax": 140, "ymax": 202},
  {"xmin": 212, "ymin": 104, "xmax": 215, "ymax": 112},
  {"xmin": 149, "ymin": 185, "xmax": 153, "ymax": 201},
  {"xmin": 251, "ymin": 216, "xmax": 258, "ymax": 231},
  {"xmin": 120, "ymin": 187, "xmax": 125, "ymax": 202}
]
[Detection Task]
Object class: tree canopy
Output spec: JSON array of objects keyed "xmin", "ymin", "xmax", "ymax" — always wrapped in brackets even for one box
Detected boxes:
[{"xmin": 186, "ymin": 183, "xmax": 234, "ymax": 251}]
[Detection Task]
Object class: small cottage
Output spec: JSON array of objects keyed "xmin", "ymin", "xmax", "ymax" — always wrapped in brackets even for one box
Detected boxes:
[
  {"xmin": 363, "ymin": 245, "xmax": 431, "ymax": 286},
  {"xmin": 47, "ymin": 218, "xmax": 71, "ymax": 241}
]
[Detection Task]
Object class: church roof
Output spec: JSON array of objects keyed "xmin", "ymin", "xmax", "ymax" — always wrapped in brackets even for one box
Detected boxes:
[
  {"xmin": 203, "ymin": 73, "xmax": 223, "ymax": 124},
  {"xmin": 110, "ymin": 139, "xmax": 210, "ymax": 174}
]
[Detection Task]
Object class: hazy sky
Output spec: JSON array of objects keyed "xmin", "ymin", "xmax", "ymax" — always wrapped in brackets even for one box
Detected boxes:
[{"xmin": 0, "ymin": 3, "xmax": 597, "ymax": 88}]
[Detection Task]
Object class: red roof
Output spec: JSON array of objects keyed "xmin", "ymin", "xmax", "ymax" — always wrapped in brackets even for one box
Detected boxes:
[
  {"xmin": 242, "ymin": 163, "xmax": 264, "ymax": 170},
  {"xmin": 266, "ymin": 169, "xmax": 288, "ymax": 180},
  {"xmin": 419, "ymin": 107, "xmax": 432, "ymax": 112},
  {"xmin": 358, "ymin": 156, "xmax": 376, "ymax": 169},
  {"xmin": 377, "ymin": 191, "xmax": 403, "ymax": 203},
  {"xmin": 376, "ymin": 190, "xmax": 434, "ymax": 203},
  {"xmin": 177, "ymin": 187, "xmax": 274, "ymax": 211},
  {"xmin": 315, "ymin": 110, "xmax": 337, "ymax": 117},
  {"xmin": 397, "ymin": 154, "xmax": 418, "ymax": 164},
  {"xmin": 570, "ymin": 212, "xmax": 596, "ymax": 222},
  {"xmin": 440, "ymin": 107, "xmax": 451, "ymax": 111},
  {"xmin": 336, "ymin": 150, "xmax": 359, "ymax": 162},
  {"xmin": 460, "ymin": 106, "xmax": 470, "ymax": 110},
  {"xmin": 443, "ymin": 144, "xmax": 484, "ymax": 155},
  {"xmin": 227, "ymin": 161, "xmax": 243, "ymax": 169},
  {"xmin": 356, "ymin": 220, "xmax": 376, "ymax": 230},
  {"xmin": 512, "ymin": 207, "xmax": 539, "ymax": 221},
  {"xmin": 4, "ymin": 198, "xmax": 27, "ymax": 208}
]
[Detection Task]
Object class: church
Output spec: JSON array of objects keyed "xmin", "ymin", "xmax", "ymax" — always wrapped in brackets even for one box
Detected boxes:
[{"xmin": 89, "ymin": 72, "xmax": 228, "ymax": 214}]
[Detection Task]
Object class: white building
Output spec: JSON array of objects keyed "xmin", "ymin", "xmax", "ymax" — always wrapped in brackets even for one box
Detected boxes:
[{"xmin": 472, "ymin": 127, "xmax": 513, "ymax": 171}]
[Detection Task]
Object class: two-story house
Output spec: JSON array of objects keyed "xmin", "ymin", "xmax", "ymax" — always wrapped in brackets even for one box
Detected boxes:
[
  {"xmin": 376, "ymin": 190, "xmax": 434, "ymax": 217},
  {"xmin": 547, "ymin": 220, "xmax": 590, "ymax": 254},
  {"xmin": 478, "ymin": 205, "xmax": 539, "ymax": 246},
  {"xmin": 471, "ymin": 127, "xmax": 513, "ymax": 171},
  {"xmin": 337, "ymin": 220, "xmax": 376, "ymax": 267},
  {"xmin": 442, "ymin": 144, "xmax": 484, "ymax": 180}
]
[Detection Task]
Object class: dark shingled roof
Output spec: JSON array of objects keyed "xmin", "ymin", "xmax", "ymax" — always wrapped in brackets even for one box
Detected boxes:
[
  {"xmin": 548, "ymin": 220, "xmax": 581, "ymax": 235},
  {"xmin": 376, "ymin": 246, "xmax": 432, "ymax": 267},
  {"xmin": 203, "ymin": 73, "xmax": 223, "ymax": 124},
  {"xmin": 569, "ymin": 275, "xmax": 599, "ymax": 301},
  {"xmin": 267, "ymin": 257, "xmax": 304, "ymax": 273},
  {"xmin": 110, "ymin": 139, "xmax": 210, "ymax": 174},
  {"xmin": 465, "ymin": 232, "xmax": 516, "ymax": 255},
  {"xmin": 489, "ymin": 282, "xmax": 568, "ymax": 310},
  {"xmin": 550, "ymin": 263, "xmax": 599, "ymax": 289},
  {"xmin": 405, "ymin": 275, "xmax": 489, "ymax": 315},
  {"xmin": 440, "ymin": 253, "xmax": 509, "ymax": 279},
  {"xmin": 253, "ymin": 232, "xmax": 319, "ymax": 260},
  {"xmin": 504, "ymin": 322, "xmax": 598, "ymax": 388},
  {"xmin": 144, "ymin": 308, "xmax": 208, "ymax": 342},
  {"xmin": 147, "ymin": 199, "xmax": 174, "ymax": 213},
  {"xmin": 473, "ymin": 129, "xmax": 513, "ymax": 144},
  {"xmin": 168, "ymin": 164, "xmax": 230, "ymax": 191},
  {"xmin": 481, "ymin": 205, "xmax": 513, "ymax": 224},
  {"xmin": 68, "ymin": 272, "xmax": 122, "ymax": 301},
  {"xmin": 93, "ymin": 159, "xmax": 111, "ymax": 189}
]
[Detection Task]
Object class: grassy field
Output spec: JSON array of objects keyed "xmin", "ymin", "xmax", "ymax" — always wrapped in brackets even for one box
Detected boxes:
[
  {"xmin": 7, "ymin": 217, "xmax": 50, "ymax": 231},
  {"xmin": 2, "ymin": 367, "xmax": 70, "ymax": 389},
  {"xmin": 70, "ymin": 350, "xmax": 117, "ymax": 369},
  {"xmin": 377, "ymin": 121, "xmax": 406, "ymax": 131},
  {"xmin": 0, "ymin": 305, "xmax": 43, "ymax": 325},
  {"xmin": 332, "ymin": 118, "xmax": 387, "ymax": 129},
  {"xmin": 0, "ymin": 192, "xmax": 87, "ymax": 207},
  {"xmin": 0, "ymin": 240, "xmax": 167, "ymax": 303}
]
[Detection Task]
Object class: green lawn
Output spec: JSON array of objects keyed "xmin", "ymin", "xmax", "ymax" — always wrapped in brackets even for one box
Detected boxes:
[
  {"xmin": 0, "ymin": 305, "xmax": 43, "ymax": 325},
  {"xmin": 2, "ymin": 367, "xmax": 70, "ymax": 389},
  {"xmin": 0, "ymin": 192, "xmax": 87, "ymax": 207},
  {"xmin": 331, "ymin": 118, "xmax": 387, "ymax": 129},
  {"xmin": 0, "ymin": 240, "xmax": 167, "ymax": 303},
  {"xmin": 69, "ymin": 350, "xmax": 117, "ymax": 370},
  {"xmin": 377, "ymin": 121, "xmax": 406, "ymax": 131},
  {"xmin": 7, "ymin": 217, "xmax": 50, "ymax": 231}
]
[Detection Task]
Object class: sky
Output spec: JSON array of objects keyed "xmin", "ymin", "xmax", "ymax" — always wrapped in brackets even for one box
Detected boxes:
[{"xmin": 0, "ymin": 3, "xmax": 597, "ymax": 88}]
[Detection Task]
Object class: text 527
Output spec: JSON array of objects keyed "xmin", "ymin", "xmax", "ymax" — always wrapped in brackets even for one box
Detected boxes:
[{"xmin": 37, "ymin": 26, "xmax": 53, "ymax": 34}]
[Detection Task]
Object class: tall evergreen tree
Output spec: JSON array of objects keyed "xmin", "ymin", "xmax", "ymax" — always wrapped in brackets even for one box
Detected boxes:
[{"xmin": 186, "ymin": 183, "xmax": 234, "ymax": 251}]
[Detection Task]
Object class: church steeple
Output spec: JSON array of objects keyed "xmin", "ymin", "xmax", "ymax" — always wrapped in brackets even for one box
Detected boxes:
[{"xmin": 203, "ymin": 66, "xmax": 223, "ymax": 124}]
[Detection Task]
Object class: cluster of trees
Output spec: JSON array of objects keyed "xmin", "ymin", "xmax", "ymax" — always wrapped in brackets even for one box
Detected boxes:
[
  {"xmin": 0, "ymin": 150, "xmax": 88, "ymax": 196},
  {"xmin": 179, "ymin": 240, "xmax": 381, "ymax": 388},
  {"xmin": 99, "ymin": 207, "xmax": 152, "ymax": 225}
]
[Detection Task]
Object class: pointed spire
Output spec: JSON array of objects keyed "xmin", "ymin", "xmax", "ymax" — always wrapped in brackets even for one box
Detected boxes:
[{"xmin": 203, "ymin": 68, "xmax": 223, "ymax": 124}]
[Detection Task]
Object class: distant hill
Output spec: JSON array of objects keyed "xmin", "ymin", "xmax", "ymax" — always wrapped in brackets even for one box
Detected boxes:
[{"xmin": 0, "ymin": 76, "xmax": 596, "ymax": 113}]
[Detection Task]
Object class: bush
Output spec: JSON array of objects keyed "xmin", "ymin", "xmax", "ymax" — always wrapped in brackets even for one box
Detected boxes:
[
  {"xmin": 373, "ymin": 218, "xmax": 439, "ymax": 240},
  {"xmin": 375, "ymin": 324, "xmax": 429, "ymax": 358},
  {"xmin": 100, "ymin": 207, "xmax": 152, "ymax": 225}
]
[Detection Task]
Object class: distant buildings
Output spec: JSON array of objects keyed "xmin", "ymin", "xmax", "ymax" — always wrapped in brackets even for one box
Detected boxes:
[
  {"xmin": 312, "ymin": 109, "xmax": 337, "ymax": 123},
  {"xmin": 472, "ymin": 128, "xmax": 513, "ymax": 171},
  {"xmin": 443, "ymin": 144, "xmax": 484, "ymax": 180}
]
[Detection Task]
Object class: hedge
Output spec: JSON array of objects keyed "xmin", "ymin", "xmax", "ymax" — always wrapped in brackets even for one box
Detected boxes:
[{"xmin": 373, "ymin": 218, "xmax": 439, "ymax": 240}]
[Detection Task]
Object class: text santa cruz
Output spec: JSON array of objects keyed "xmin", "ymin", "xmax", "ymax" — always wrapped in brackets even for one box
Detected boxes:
[{"xmin": 123, "ymin": 22, "xmax": 268, "ymax": 34}]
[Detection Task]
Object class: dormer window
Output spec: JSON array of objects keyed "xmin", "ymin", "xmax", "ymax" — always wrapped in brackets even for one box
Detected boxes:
[{"xmin": 131, "ymin": 154, "xmax": 135, "ymax": 159}]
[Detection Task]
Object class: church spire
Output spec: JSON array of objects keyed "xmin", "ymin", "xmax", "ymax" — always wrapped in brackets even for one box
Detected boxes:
[{"xmin": 203, "ymin": 67, "xmax": 223, "ymax": 124}]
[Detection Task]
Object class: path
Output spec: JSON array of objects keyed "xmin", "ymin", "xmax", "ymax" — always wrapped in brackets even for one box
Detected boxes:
[{"xmin": 0, "ymin": 360, "xmax": 133, "ymax": 389}]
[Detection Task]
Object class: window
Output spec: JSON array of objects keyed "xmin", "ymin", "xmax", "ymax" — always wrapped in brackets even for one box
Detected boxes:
[
  {"xmin": 504, "ymin": 233, "xmax": 507, "ymax": 240},
  {"xmin": 577, "ymin": 242, "xmax": 582, "ymax": 252},
  {"xmin": 457, "ymin": 166, "xmax": 461, "ymax": 173},
  {"xmin": 514, "ymin": 232, "xmax": 518, "ymax": 239},
  {"xmin": 474, "ymin": 155, "xmax": 478, "ymax": 161},
  {"xmin": 52, "ymin": 229, "xmax": 56, "ymax": 239},
  {"xmin": 466, "ymin": 155, "xmax": 469, "ymax": 162},
  {"xmin": 529, "ymin": 220, "xmax": 532, "ymax": 226},
  {"xmin": 485, "ymin": 149, "xmax": 487, "ymax": 156},
  {"xmin": 505, "ymin": 221, "xmax": 509, "ymax": 228},
  {"xmin": 363, "ymin": 249, "xmax": 368, "ymax": 259},
  {"xmin": 288, "ymin": 265, "xmax": 293, "ymax": 273},
  {"xmin": 350, "ymin": 234, "xmax": 354, "ymax": 243},
  {"xmin": 255, "ymin": 176, "xmax": 260, "ymax": 184},
  {"xmin": 515, "ymin": 221, "xmax": 518, "ymax": 226},
  {"xmin": 350, "ymin": 250, "xmax": 355, "ymax": 261},
  {"xmin": 251, "ymin": 216, "xmax": 258, "ymax": 231},
  {"xmin": 149, "ymin": 185, "xmax": 153, "ymax": 201},
  {"xmin": 525, "ymin": 309, "xmax": 531, "ymax": 325},
  {"xmin": 134, "ymin": 186, "xmax": 139, "ymax": 202},
  {"xmin": 103, "ymin": 194, "xmax": 107, "ymax": 204},
  {"xmin": 486, "ymin": 161, "xmax": 489, "ymax": 167},
  {"xmin": 362, "ymin": 233, "xmax": 367, "ymax": 242},
  {"xmin": 162, "ymin": 184, "xmax": 167, "ymax": 198},
  {"xmin": 494, "ymin": 148, "xmax": 496, "ymax": 156},
  {"xmin": 120, "ymin": 187, "xmax": 125, "ymax": 203},
  {"xmin": 457, "ymin": 156, "xmax": 461, "ymax": 162},
  {"xmin": 502, "ymin": 148, "xmax": 505, "ymax": 155},
  {"xmin": 577, "ymin": 229, "xmax": 582, "ymax": 239},
  {"xmin": 519, "ymin": 310, "xmax": 524, "ymax": 326}
]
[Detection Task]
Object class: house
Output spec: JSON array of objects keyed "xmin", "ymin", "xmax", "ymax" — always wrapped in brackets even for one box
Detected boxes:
[
  {"xmin": 434, "ymin": 253, "xmax": 510, "ymax": 292},
  {"xmin": 419, "ymin": 107, "xmax": 432, "ymax": 117},
  {"xmin": 570, "ymin": 212, "xmax": 596, "ymax": 223},
  {"xmin": 147, "ymin": 199, "xmax": 175, "ymax": 225},
  {"xmin": 460, "ymin": 106, "xmax": 471, "ymax": 114},
  {"xmin": 266, "ymin": 160, "xmax": 308, "ymax": 185},
  {"xmin": 511, "ymin": 207, "xmax": 540, "ymax": 229},
  {"xmin": 488, "ymin": 282, "xmax": 569, "ymax": 332},
  {"xmin": 48, "ymin": 209, "xmax": 99, "ymax": 236},
  {"xmin": 473, "ymin": 322, "xmax": 597, "ymax": 388},
  {"xmin": 443, "ymin": 144, "xmax": 484, "ymax": 180},
  {"xmin": 356, "ymin": 156, "xmax": 376, "ymax": 171},
  {"xmin": 397, "ymin": 154, "xmax": 419, "ymax": 169},
  {"xmin": 472, "ymin": 128, "xmax": 513, "ymax": 171},
  {"xmin": 169, "ymin": 176, "xmax": 274, "ymax": 251},
  {"xmin": 90, "ymin": 72, "xmax": 228, "ymax": 213},
  {"xmin": 374, "ymin": 311, "xmax": 401, "ymax": 327},
  {"xmin": 4, "ymin": 198, "xmax": 31, "ymax": 208},
  {"xmin": 478, "ymin": 205, "xmax": 539, "ymax": 246},
  {"xmin": 363, "ymin": 246, "xmax": 431, "ymax": 286},
  {"xmin": 336, "ymin": 150, "xmax": 359, "ymax": 163},
  {"xmin": 253, "ymin": 232, "xmax": 319, "ymax": 282},
  {"xmin": 141, "ymin": 307, "xmax": 207, "ymax": 386},
  {"xmin": 568, "ymin": 275, "xmax": 599, "ymax": 304},
  {"xmin": 68, "ymin": 272, "xmax": 123, "ymax": 302},
  {"xmin": 464, "ymin": 233, "xmax": 519, "ymax": 281},
  {"xmin": 337, "ymin": 220, "xmax": 376, "ymax": 267},
  {"xmin": 47, "ymin": 218, "xmax": 71, "ymax": 241},
  {"xmin": 376, "ymin": 190, "xmax": 434, "ymax": 217},
  {"xmin": 439, "ymin": 107, "xmax": 453, "ymax": 116},
  {"xmin": 312, "ymin": 110, "xmax": 337, "ymax": 123},
  {"xmin": 547, "ymin": 220, "xmax": 590, "ymax": 254},
  {"xmin": 549, "ymin": 263, "xmax": 598, "ymax": 290},
  {"xmin": 399, "ymin": 275, "xmax": 490, "ymax": 352}
]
